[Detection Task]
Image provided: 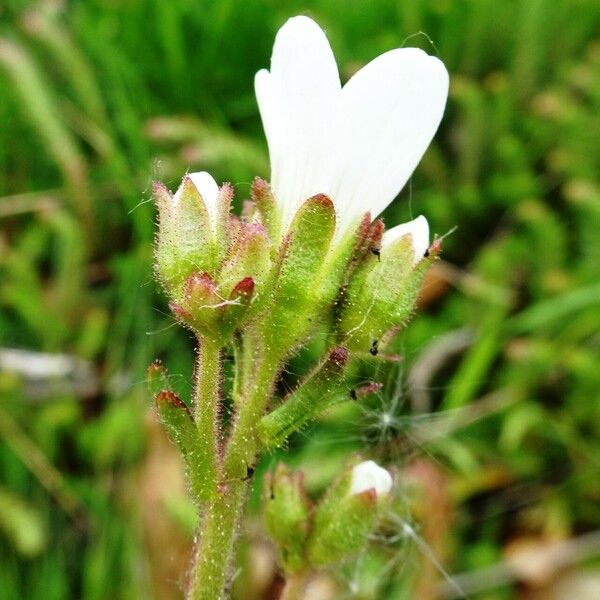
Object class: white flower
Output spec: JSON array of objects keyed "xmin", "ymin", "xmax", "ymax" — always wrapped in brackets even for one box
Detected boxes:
[
  {"xmin": 255, "ymin": 16, "xmax": 448, "ymax": 250},
  {"xmin": 349, "ymin": 460, "xmax": 393, "ymax": 497}
]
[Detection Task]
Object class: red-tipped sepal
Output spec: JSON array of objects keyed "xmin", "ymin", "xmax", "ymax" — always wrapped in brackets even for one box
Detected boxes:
[
  {"xmin": 153, "ymin": 389, "xmax": 209, "ymax": 503},
  {"xmin": 251, "ymin": 177, "xmax": 280, "ymax": 245}
]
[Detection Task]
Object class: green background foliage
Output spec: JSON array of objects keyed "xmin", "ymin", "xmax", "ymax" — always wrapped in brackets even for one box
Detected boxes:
[{"xmin": 1, "ymin": 1, "xmax": 599, "ymax": 598}]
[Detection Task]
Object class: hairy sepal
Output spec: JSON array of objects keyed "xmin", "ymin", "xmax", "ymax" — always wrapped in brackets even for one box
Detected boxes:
[
  {"xmin": 171, "ymin": 272, "xmax": 257, "ymax": 343},
  {"xmin": 263, "ymin": 194, "xmax": 336, "ymax": 357},
  {"xmin": 339, "ymin": 234, "xmax": 433, "ymax": 353},
  {"xmin": 154, "ymin": 390, "xmax": 208, "ymax": 503},
  {"xmin": 251, "ymin": 177, "xmax": 280, "ymax": 247},
  {"xmin": 263, "ymin": 463, "xmax": 312, "ymax": 573}
]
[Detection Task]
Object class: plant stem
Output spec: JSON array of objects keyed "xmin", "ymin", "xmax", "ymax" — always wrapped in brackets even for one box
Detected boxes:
[
  {"xmin": 223, "ymin": 354, "xmax": 279, "ymax": 480},
  {"xmin": 193, "ymin": 336, "xmax": 221, "ymax": 500},
  {"xmin": 187, "ymin": 343, "xmax": 280, "ymax": 599},
  {"xmin": 187, "ymin": 479, "xmax": 249, "ymax": 600},
  {"xmin": 280, "ymin": 572, "xmax": 308, "ymax": 600}
]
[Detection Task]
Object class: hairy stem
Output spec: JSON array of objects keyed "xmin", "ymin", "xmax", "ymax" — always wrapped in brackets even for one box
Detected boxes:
[
  {"xmin": 193, "ymin": 336, "xmax": 221, "ymax": 501},
  {"xmin": 188, "ymin": 342, "xmax": 280, "ymax": 599},
  {"xmin": 224, "ymin": 354, "xmax": 280, "ymax": 479},
  {"xmin": 187, "ymin": 479, "xmax": 249, "ymax": 600}
]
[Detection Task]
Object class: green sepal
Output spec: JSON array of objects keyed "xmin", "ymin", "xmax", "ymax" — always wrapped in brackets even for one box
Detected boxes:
[
  {"xmin": 319, "ymin": 212, "xmax": 374, "ymax": 305},
  {"xmin": 306, "ymin": 459, "xmax": 387, "ymax": 567},
  {"xmin": 147, "ymin": 360, "xmax": 171, "ymax": 398},
  {"xmin": 218, "ymin": 222, "xmax": 270, "ymax": 300},
  {"xmin": 154, "ymin": 390, "xmax": 209, "ymax": 503},
  {"xmin": 339, "ymin": 235, "xmax": 433, "ymax": 353},
  {"xmin": 264, "ymin": 194, "xmax": 336, "ymax": 357},
  {"xmin": 263, "ymin": 463, "xmax": 312, "ymax": 573},
  {"xmin": 258, "ymin": 347, "xmax": 353, "ymax": 449},
  {"xmin": 251, "ymin": 177, "xmax": 280, "ymax": 248},
  {"xmin": 153, "ymin": 179, "xmax": 218, "ymax": 294},
  {"xmin": 215, "ymin": 183, "xmax": 234, "ymax": 264},
  {"xmin": 170, "ymin": 271, "xmax": 221, "ymax": 336},
  {"xmin": 170, "ymin": 271, "xmax": 258, "ymax": 344},
  {"xmin": 219, "ymin": 277, "xmax": 255, "ymax": 339}
]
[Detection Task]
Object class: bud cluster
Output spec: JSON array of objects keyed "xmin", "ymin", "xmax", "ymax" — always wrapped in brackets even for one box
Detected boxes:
[
  {"xmin": 154, "ymin": 174, "xmax": 270, "ymax": 344},
  {"xmin": 154, "ymin": 173, "xmax": 437, "ymax": 357},
  {"xmin": 263, "ymin": 459, "xmax": 393, "ymax": 573}
]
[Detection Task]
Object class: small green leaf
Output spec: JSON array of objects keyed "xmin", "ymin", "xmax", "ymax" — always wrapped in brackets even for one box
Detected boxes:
[
  {"xmin": 259, "ymin": 347, "xmax": 353, "ymax": 449},
  {"xmin": 155, "ymin": 390, "xmax": 210, "ymax": 503}
]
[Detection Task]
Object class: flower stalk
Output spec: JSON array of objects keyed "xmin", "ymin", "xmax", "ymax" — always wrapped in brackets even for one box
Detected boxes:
[{"xmin": 192, "ymin": 336, "xmax": 221, "ymax": 502}]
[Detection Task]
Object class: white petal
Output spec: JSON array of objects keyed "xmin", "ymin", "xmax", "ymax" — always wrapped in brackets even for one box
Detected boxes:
[
  {"xmin": 349, "ymin": 460, "xmax": 393, "ymax": 497},
  {"xmin": 187, "ymin": 171, "xmax": 219, "ymax": 230},
  {"xmin": 255, "ymin": 69, "xmax": 280, "ymax": 181},
  {"xmin": 258, "ymin": 16, "xmax": 341, "ymax": 228},
  {"xmin": 333, "ymin": 49, "xmax": 449, "ymax": 233},
  {"xmin": 383, "ymin": 215, "xmax": 430, "ymax": 264}
]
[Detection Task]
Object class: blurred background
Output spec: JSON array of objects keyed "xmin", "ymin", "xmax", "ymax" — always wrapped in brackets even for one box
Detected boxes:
[{"xmin": 1, "ymin": 0, "xmax": 599, "ymax": 598}]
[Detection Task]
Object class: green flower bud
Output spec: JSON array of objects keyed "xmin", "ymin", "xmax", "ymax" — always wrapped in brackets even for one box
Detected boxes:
[
  {"xmin": 338, "ymin": 216, "xmax": 433, "ymax": 353},
  {"xmin": 153, "ymin": 174, "xmax": 221, "ymax": 293},
  {"xmin": 154, "ymin": 175, "xmax": 272, "ymax": 342},
  {"xmin": 263, "ymin": 463, "xmax": 312, "ymax": 572},
  {"xmin": 307, "ymin": 459, "xmax": 392, "ymax": 567},
  {"xmin": 169, "ymin": 272, "xmax": 256, "ymax": 343}
]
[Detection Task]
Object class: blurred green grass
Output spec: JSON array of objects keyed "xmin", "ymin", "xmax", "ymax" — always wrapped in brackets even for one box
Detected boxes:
[{"xmin": 0, "ymin": 1, "xmax": 599, "ymax": 598}]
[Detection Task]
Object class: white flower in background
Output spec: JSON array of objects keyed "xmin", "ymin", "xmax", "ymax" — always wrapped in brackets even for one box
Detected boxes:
[
  {"xmin": 349, "ymin": 460, "xmax": 393, "ymax": 497},
  {"xmin": 255, "ymin": 16, "xmax": 448, "ymax": 257}
]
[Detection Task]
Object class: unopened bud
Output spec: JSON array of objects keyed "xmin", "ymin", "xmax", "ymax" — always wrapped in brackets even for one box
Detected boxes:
[
  {"xmin": 338, "ymin": 216, "xmax": 434, "ymax": 353},
  {"xmin": 263, "ymin": 463, "xmax": 311, "ymax": 572},
  {"xmin": 153, "ymin": 174, "xmax": 221, "ymax": 293},
  {"xmin": 306, "ymin": 458, "xmax": 392, "ymax": 567},
  {"xmin": 349, "ymin": 460, "xmax": 392, "ymax": 498}
]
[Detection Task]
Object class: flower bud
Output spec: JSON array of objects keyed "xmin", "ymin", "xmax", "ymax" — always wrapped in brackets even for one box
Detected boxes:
[
  {"xmin": 154, "ymin": 173, "xmax": 272, "ymax": 342},
  {"xmin": 263, "ymin": 463, "xmax": 312, "ymax": 572},
  {"xmin": 349, "ymin": 460, "xmax": 393, "ymax": 497},
  {"xmin": 153, "ymin": 174, "xmax": 220, "ymax": 294},
  {"xmin": 338, "ymin": 216, "xmax": 433, "ymax": 353},
  {"xmin": 306, "ymin": 459, "xmax": 392, "ymax": 567}
]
